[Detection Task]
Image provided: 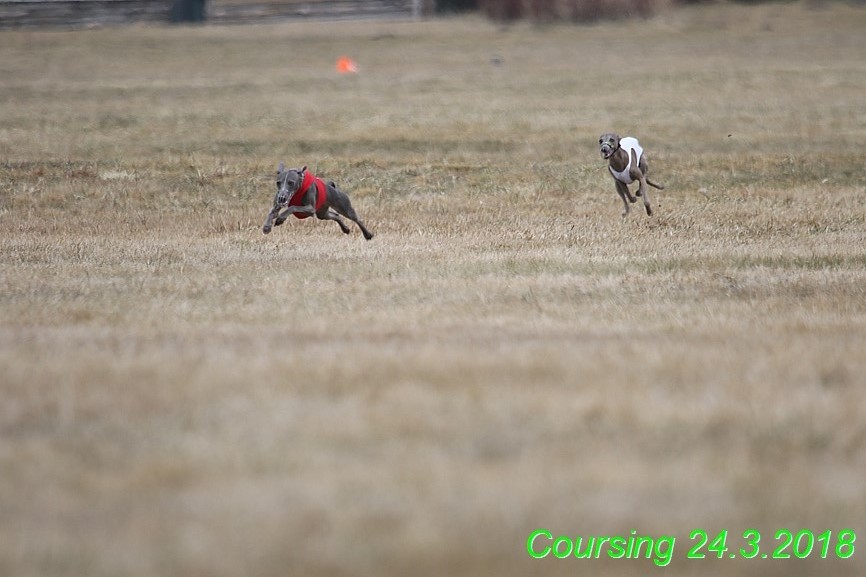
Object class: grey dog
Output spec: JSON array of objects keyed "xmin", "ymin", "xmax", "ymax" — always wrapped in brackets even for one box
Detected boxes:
[
  {"xmin": 599, "ymin": 133, "xmax": 664, "ymax": 217},
  {"xmin": 262, "ymin": 163, "xmax": 373, "ymax": 240}
]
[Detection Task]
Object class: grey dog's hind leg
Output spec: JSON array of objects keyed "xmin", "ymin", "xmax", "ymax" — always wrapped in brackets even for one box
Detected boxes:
[
  {"xmin": 328, "ymin": 184, "xmax": 374, "ymax": 240},
  {"xmin": 318, "ymin": 208, "xmax": 352, "ymax": 234}
]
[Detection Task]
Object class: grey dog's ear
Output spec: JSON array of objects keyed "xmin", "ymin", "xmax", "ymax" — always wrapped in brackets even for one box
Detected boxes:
[
  {"xmin": 300, "ymin": 165, "xmax": 307, "ymax": 173},
  {"xmin": 277, "ymin": 161, "xmax": 285, "ymax": 173}
]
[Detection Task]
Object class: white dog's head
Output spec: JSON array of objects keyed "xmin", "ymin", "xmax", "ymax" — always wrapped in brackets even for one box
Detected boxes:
[{"xmin": 598, "ymin": 133, "xmax": 620, "ymax": 160}]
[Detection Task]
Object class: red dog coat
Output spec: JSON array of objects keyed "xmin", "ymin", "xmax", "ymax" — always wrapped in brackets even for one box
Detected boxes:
[{"xmin": 288, "ymin": 171, "xmax": 327, "ymax": 219}]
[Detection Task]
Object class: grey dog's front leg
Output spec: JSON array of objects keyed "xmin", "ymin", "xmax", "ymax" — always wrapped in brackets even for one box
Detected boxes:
[
  {"xmin": 276, "ymin": 204, "xmax": 316, "ymax": 224},
  {"xmin": 263, "ymin": 204, "xmax": 281, "ymax": 234}
]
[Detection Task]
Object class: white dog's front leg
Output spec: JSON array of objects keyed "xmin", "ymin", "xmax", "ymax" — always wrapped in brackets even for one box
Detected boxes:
[{"xmin": 614, "ymin": 180, "xmax": 634, "ymax": 218}]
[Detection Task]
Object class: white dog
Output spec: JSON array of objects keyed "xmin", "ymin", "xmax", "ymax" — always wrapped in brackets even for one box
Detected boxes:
[{"xmin": 599, "ymin": 133, "xmax": 664, "ymax": 217}]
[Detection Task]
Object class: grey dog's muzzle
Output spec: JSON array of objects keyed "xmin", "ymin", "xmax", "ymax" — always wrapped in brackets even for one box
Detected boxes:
[
  {"xmin": 277, "ymin": 174, "xmax": 293, "ymax": 206},
  {"xmin": 277, "ymin": 188, "xmax": 290, "ymax": 206}
]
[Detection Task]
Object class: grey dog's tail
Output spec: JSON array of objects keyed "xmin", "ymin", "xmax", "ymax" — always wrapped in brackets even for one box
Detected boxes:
[{"xmin": 647, "ymin": 178, "xmax": 664, "ymax": 190}]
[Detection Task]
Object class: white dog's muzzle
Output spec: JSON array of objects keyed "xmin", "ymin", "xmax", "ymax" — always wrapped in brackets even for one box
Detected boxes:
[{"xmin": 599, "ymin": 138, "xmax": 619, "ymax": 160}]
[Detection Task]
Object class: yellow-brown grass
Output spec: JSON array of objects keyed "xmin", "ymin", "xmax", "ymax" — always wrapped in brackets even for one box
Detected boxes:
[{"xmin": 1, "ymin": 2, "xmax": 865, "ymax": 576}]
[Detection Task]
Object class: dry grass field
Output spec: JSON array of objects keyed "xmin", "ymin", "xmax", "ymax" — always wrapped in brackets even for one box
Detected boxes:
[{"xmin": 1, "ymin": 2, "xmax": 865, "ymax": 576}]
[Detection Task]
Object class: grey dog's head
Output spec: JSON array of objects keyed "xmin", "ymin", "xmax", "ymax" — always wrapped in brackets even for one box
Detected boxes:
[
  {"xmin": 599, "ymin": 133, "xmax": 620, "ymax": 160},
  {"xmin": 275, "ymin": 162, "xmax": 307, "ymax": 206}
]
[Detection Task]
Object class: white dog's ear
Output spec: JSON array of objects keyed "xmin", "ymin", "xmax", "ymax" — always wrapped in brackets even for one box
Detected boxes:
[{"xmin": 277, "ymin": 161, "xmax": 285, "ymax": 173}]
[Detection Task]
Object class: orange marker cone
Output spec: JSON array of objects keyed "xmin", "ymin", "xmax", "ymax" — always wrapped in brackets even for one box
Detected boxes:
[{"xmin": 336, "ymin": 56, "xmax": 358, "ymax": 74}]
